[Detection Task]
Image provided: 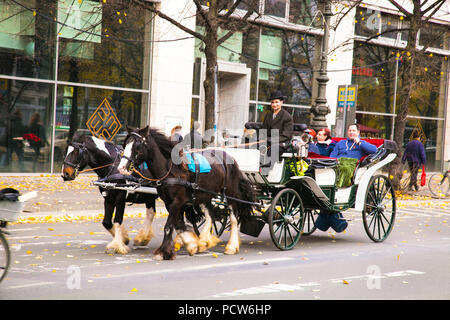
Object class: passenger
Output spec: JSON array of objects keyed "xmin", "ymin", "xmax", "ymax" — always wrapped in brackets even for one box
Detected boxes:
[
  {"xmin": 170, "ymin": 125, "xmax": 183, "ymax": 144},
  {"xmin": 330, "ymin": 124, "xmax": 377, "ymax": 159},
  {"xmin": 315, "ymin": 124, "xmax": 377, "ymax": 234},
  {"xmin": 303, "ymin": 128, "xmax": 320, "ymax": 154},
  {"xmin": 315, "ymin": 127, "xmax": 335, "ymax": 156}
]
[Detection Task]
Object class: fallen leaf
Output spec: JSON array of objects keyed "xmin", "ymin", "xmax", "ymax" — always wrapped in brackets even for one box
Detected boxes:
[{"xmin": 343, "ymin": 280, "xmax": 349, "ymax": 285}]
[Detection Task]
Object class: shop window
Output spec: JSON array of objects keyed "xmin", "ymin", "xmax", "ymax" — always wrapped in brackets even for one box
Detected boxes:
[
  {"xmin": 264, "ymin": 0, "xmax": 287, "ymax": 18},
  {"xmin": 288, "ymin": 0, "xmax": 319, "ymax": 27},
  {"xmin": 258, "ymin": 27, "xmax": 314, "ymax": 106}
]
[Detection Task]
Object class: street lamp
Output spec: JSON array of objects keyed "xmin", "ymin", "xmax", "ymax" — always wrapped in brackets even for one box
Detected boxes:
[{"xmin": 310, "ymin": 0, "xmax": 332, "ymax": 131}]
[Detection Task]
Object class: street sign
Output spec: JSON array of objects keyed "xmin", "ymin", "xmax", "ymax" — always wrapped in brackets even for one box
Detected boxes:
[
  {"xmin": 337, "ymin": 85, "xmax": 357, "ymax": 108},
  {"xmin": 335, "ymin": 85, "xmax": 358, "ymax": 136}
]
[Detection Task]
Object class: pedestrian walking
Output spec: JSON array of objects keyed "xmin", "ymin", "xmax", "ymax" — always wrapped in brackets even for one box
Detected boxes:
[{"xmin": 401, "ymin": 130, "xmax": 426, "ymax": 191}]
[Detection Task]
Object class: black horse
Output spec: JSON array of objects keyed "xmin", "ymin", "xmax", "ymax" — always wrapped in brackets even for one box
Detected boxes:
[
  {"xmin": 61, "ymin": 132, "xmax": 161, "ymax": 254},
  {"xmin": 118, "ymin": 126, "xmax": 255, "ymax": 260}
]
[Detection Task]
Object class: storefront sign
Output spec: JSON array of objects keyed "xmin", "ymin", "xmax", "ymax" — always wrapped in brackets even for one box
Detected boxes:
[{"xmin": 86, "ymin": 98, "xmax": 121, "ymax": 141}]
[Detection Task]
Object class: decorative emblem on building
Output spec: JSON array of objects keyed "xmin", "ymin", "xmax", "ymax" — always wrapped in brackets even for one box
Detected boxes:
[{"xmin": 86, "ymin": 98, "xmax": 121, "ymax": 140}]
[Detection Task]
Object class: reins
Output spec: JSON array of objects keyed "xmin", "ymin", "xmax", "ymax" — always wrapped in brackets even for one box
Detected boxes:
[
  {"xmin": 131, "ymin": 161, "xmax": 173, "ymax": 182},
  {"xmin": 78, "ymin": 163, "xmax": 113, "ymax": 174}
]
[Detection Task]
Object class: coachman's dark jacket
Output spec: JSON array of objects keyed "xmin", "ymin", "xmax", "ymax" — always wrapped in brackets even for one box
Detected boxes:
[{"xmin": 261, "ymin": 108, "xmax": 293, "ymax": 145}]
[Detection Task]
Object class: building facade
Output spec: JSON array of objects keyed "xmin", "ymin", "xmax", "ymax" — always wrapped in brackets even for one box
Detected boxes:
[{"xmin": 0, "ymin": 0, "xmax": 449, "ymax": 174}]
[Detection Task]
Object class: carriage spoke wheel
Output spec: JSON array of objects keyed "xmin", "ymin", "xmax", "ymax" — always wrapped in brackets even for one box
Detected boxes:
[
  {"xmin": 363, "ymin": 175, "xmax": 396, "ymax": 242},
  {"xmin": 0, "ymin": 232, "xmax": 11, "ymax": 283},
  {"xmin": 192, "ymin": 210, "xmax": 229, "ymax": 238},
  {"xmin": 302, "ymin": 209, "xmax": 318, "ymax": 236},
  {"xmin": 268, "ymin": 188, "xmax": 304, "ymax": 250},
  {"xmin": 428, "ymin": 173, "xmax": 450, "ymax": 198}
]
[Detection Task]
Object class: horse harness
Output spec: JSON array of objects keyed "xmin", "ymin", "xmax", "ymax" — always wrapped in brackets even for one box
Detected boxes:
[{"xmin": 124, "ymin": 132, "xmax": 258, "ymax": 207}]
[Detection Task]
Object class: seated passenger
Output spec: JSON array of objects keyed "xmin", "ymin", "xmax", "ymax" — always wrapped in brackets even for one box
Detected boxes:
[
  {"xmin": 303, "ymin": 128, "xmax": 320, "ymax": 154},
  {"xmin": 315, "ymin": 127, "xmax": 335, "ymax": 156},
  {"xmin": 315, "ymin": 124, "xmax": 377, "ymax": 234},
  {"xmin": 330, "ymin": 124, "xmax": 377, "ymax": 159}
]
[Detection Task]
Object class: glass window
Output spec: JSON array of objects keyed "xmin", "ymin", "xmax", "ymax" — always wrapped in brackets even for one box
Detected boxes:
[
  {"xmin": 264, "ymin": 0, "xmax": 286, "ymax": 18},
  {"xmin": 57, "ymin": 1, "xmax": 151, "ymax": 89},
  {"xmin": 0, "ymin": 79, "xmax": 52, "ymax": 172},
  {"xmin": 0, "ymin": 0, "xmax": 55, "ymax": 79},
  {"xmin": 405, "ymin": 53, "xmax": 447, "ymax": 118},
  {"xmin": 284, "ymin": 106, "xmax": 310, "ymax": 125},
  {"xmin": 54, "ymin": 85, "xmax": 147, "ymax": 149},
  {"xmin": 352, "ymin": 42, "xmax": 398, "ymax": 114},
  {"xmin": 289, "ymin": 0, "xmax": 319, "ymax": 27},
  {"xmin": 355, "ymin": 7, "xmax": 381, "ymax": 38},
  {"xmin": 380, "ymin": 13, "xmax": 399, "ymax": 40},
  {"xmin": 355, "ymin": 113, "xmax": 393, "ymax": 139},
  {"xmin": 258, "ymin": 27, "xmax": 315, "ymax": 105},
  {"xmin": 419, "ymin": 23, "xmax": 447, "ymax": 49},
  {"xmin": 193, "ymin": 58, "xmax": 201, "ymax": 95}
]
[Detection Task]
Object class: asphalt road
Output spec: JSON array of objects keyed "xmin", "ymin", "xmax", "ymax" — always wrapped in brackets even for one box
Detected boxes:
[{"xmin": 2, "ymin": 204, "xmax": 449, "ymax": 300}]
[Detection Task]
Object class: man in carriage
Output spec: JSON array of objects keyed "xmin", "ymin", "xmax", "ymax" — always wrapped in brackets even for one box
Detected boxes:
[
  {"xmin": 260, "ymin": 91, "xmax": 294, "ymax": 171},
  {"xmin": 315, "ymin": 123, "xmax": 378, "ymax": 233}
]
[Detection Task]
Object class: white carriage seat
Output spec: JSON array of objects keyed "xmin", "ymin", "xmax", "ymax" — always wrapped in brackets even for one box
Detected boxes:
[
  {"xmin": 216, "ymin": 148, "xmax": 260, "ymax": 173},
  {"xmin": 314, "ymin": 168, "xmax": 337, "ymax": 186},
  {"xmin": 266, "ymin": 160, "xmax": 285, "ymax": 184}
]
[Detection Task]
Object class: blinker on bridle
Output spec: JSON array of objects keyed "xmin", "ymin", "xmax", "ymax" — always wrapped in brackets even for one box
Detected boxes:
[
  {"xmin": 63, "ymin": 142, "xmax": 87, "ymax": 177},
  {"xmin": 121, "ymin": 132, "xmax": 147, "ymax": 171}
]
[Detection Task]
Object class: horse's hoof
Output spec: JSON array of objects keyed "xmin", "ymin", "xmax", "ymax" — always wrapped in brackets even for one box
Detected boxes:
[
  {"xmin": 153, "ymin": 249, "xmax": 176, "ymax": 260},
  {"xmin": 224, "ymin": 246, "xmax": 239, "ymax": 255},
  {"xmin": 133, "ymin": 238, "xmax": 150, "ymax": 247},
  {"xmin": 106, "ymin": 242, "xmax": 130, "ymax": 255}
]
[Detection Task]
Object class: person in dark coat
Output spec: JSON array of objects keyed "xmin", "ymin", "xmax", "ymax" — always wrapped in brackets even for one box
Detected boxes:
[
  {"xmin": 261, "ymin": 90, "xmax": 293, "ymax": 164},
  {"xmin": 315, "ymin": 127, "xmax": 335, "ymax": 156},
  {"xmin": 401, "ymin": 130, "xmax": 426, "ymax": 191}
]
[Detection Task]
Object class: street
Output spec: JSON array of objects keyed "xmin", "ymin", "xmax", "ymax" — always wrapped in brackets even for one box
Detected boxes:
[{"xmin": 1, "ymin": 195, "xmax": 449, "ymax": 300}]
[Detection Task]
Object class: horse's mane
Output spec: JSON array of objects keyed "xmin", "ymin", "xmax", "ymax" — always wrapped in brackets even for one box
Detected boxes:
[{"xmin": 147, "ymin": 128, "xmax": 176, "ymax": 159}]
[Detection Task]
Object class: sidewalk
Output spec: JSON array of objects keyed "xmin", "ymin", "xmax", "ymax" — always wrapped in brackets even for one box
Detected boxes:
[{"xmin": 1, "ymin": 173, "xmax": 448, "ymax": 223}]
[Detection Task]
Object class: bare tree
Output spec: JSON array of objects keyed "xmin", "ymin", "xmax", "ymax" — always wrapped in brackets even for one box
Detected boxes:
[
  {"xmin": 131, "ymin": 0, "xmax": 261, "ymax": 132},
  {"xmin": 384, "ymin": 0, "xmax": 447, "ymax": 187}
]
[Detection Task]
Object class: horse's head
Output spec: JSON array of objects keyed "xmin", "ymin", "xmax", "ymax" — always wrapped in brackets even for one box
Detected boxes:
[
  {"xmin": 118, "ymin": 126, "xmax": 150, "ymax": 175},
  {"xmin": 62, "ymin": 135, "xmax": 89, "ymax": 181}
]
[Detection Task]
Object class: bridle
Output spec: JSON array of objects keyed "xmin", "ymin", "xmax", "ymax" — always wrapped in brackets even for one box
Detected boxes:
[
  {"xmin": 63, "ymin": 142, "xmax": 88, "ymax": 176},
  {"xmin": 123, "ymin": 132, "xmax": 172, "ymax": 182},
  {"xmin": 63, "ymin": 141, "xmax": 113, "ymax": 177}
]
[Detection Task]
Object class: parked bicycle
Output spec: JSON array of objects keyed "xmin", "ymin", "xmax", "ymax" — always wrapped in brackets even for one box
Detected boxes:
[
  {"xmin": 0, "ymin": 188, "xmax": 36, "ymax": 283},
  {"xmin": 428, "ymin": 161, "xmax": 450, "ymax": 198}
]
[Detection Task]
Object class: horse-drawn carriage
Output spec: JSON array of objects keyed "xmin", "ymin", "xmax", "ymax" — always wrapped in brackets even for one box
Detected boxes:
[{"xmin": 89, "ymin": 123, "xmax": 397, "ymax": 256}]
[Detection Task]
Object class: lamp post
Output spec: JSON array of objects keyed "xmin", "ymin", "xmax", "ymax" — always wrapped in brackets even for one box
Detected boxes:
[{"xmin": 310, "ymin": 0, "xmax": 332, "ymax": 131}]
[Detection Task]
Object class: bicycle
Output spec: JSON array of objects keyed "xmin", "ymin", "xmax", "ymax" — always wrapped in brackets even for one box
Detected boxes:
[
  {"xmin": 428, "ymin": 161, "xmax": 450, "ymax": 198},
  {"xmin": 0, "ymin": 220, "xmax": 11, "ymax": 283},
  {"xmin": 0, "ymin": 188, "xmax": 35, "ymax": 284}
]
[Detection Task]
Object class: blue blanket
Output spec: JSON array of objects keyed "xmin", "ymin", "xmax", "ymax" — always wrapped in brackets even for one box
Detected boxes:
[{"xmin": 185, "ymin": 153, "xmax": 211, "ymax": 173}]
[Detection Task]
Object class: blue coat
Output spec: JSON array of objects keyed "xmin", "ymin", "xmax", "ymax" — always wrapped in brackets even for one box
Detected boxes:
[
  {"xmin": 315, "ymin": 141, "xmax": 336, "ymax": 156},
  {"xmin": 330, "ymin": 138, "xmax": 377, "ymax": 159},
  {"xmin": 402, "ymin": 139, "xmax": 426, "ymax": 165}
]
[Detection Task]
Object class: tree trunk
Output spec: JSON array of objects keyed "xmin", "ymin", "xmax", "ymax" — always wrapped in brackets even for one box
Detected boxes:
[{"xmin": 389, "ymin": 6, "xmax": 420, "ymax": 189}]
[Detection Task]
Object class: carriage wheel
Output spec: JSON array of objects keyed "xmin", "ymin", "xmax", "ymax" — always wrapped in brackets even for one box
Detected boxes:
[
  {"xmin": 302, "ymin": 209, "xmax": 318, "ymax": 236},
  {"xmin": 268, "ymin": 188, "xmax": 304, "ymax": 250},
  {"xmin": 363, "ymin": 175, "xmax": 396, "ymax": 242},
  {"xmin": 192, "ymin": 210, "xmax": 229, "ymax": 238}
]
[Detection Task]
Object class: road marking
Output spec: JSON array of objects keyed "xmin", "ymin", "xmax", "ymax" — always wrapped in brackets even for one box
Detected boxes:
[
  {"xmin": 209, "ymin": 270, "xmax": 425, "ymax": 298},
  {"xmin": 92, "ymin": 257, "xmax": 294, "ymax": 279},
  {"xmin": 6, "ymin": 281, "xmax": 56, "ymax": 289}
]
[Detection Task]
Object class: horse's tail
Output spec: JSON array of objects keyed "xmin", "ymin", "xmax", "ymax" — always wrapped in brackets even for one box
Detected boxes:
[{"xmin": 231, "ymin": 164, "xmax": 255, "ymax": 220}]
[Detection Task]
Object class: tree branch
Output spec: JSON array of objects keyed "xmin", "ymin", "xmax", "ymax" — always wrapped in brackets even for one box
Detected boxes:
[
  {"xmin": 386, "ymin": 0, "xmax": 411, "ymax": 17},
  {"xmin": 132, "ymin": 0, "xmax": 204, "ymax": 41}
]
